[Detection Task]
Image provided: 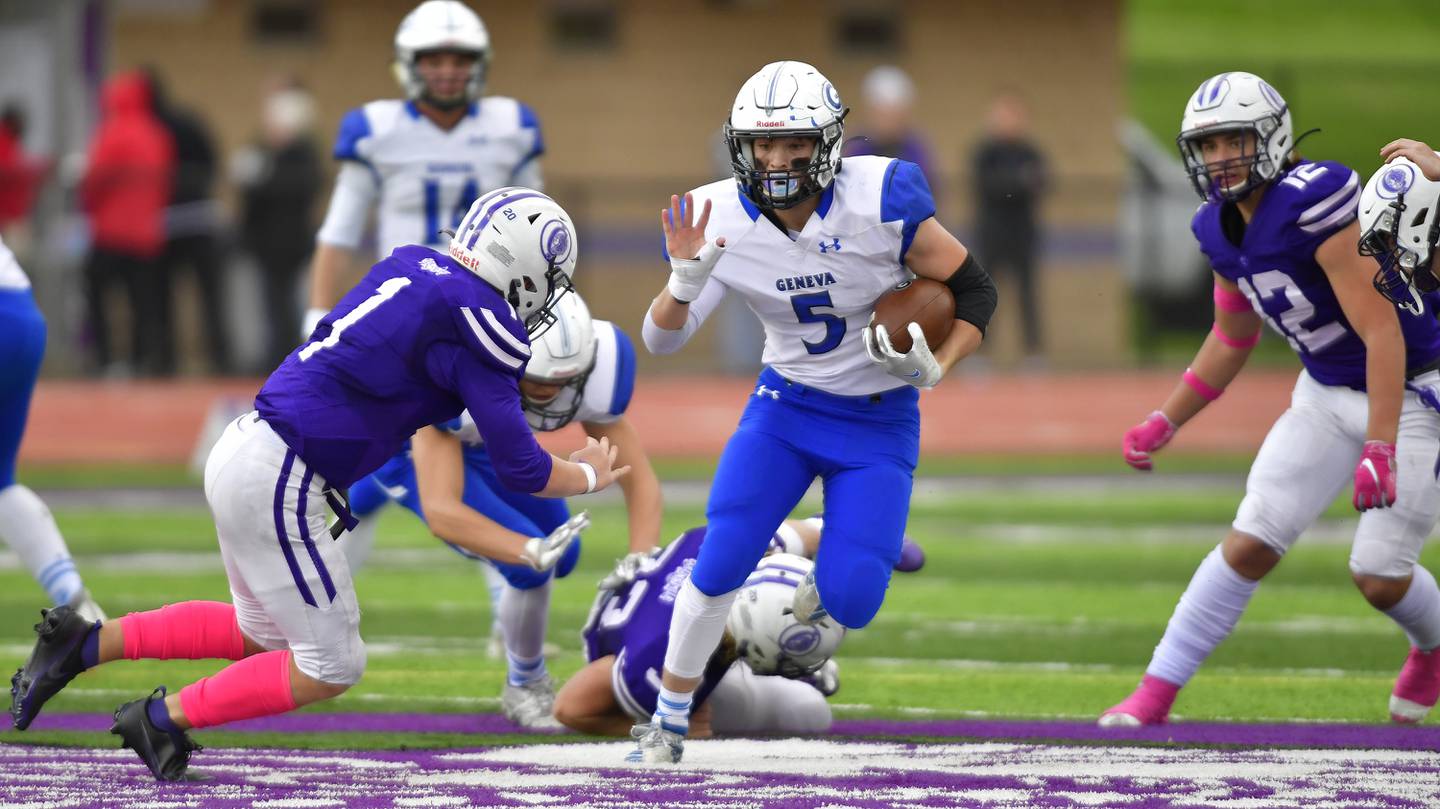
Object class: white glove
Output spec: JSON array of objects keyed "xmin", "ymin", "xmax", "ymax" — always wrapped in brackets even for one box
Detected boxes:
[
  {"xmin": 863, "ymin": 322, "xmax": 943, "ymax": 389},
  {"xmin": 519, "ymin": 511, "xmax": 590, "ymax": 572},
  {"xmin": 302, "ymin": 307, "xmax": 329, "ymax": 340},
  {"xmin": 667, "ymin": 240, "xmax": 726, "ymax": 304},
  {"xmin": 597, "ymin": 548, "xmax": 659, "ymax": 591}
]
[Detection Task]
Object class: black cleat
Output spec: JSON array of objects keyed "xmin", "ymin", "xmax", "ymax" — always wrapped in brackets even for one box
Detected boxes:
[
  {"xmin": 10, "ymin": 604, "xmax": 94, "ymax": 730},
  {"xmin": 111, "ymin": 687, "xmax": 202, "ymax": 781}
]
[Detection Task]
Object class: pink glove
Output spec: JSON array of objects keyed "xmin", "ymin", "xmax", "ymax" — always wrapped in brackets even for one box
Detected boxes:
[
  {"xmin": 1354, "ymin": 440, "xmax": 1398, "ymax": 511},
  {"xmin": 1123, "ymin": 411, "xmax": 1177, "ymax": 471}
]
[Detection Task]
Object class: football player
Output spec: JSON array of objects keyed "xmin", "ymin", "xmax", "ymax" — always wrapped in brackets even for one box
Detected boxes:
[
  {"xmin": 9, "ymin": 189, "xmax": 626, "ymax": 780},
  {"xmin": 0, "ymin": 235, "xmax": 104, "ymax": 622},
  {"xmin": 345, "ymin": 291, "xmax": 662, "ymax": 727},
  {"xmin": 556, "ymin": 527, "xmax": 843, "ymax": 738},
  {"xmin": 307, "ymin": 0, "xmax": 546, "ymax": 636},
  {"xmin": 1103, "ymin": 73, "xmax": 1440, "ymax": 727},
  {"xmin": 629, "ymin": 60, "xmax": 997, "ymax": 763}
]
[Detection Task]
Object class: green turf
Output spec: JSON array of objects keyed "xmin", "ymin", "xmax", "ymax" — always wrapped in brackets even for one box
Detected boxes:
[
  {"xmin": 1127, "ymin": 0, "xmax": 1440, "ymax": 179},
  {"xmin": 0, "ymin": 483, "xmax": 1424, "ymax": 751}
]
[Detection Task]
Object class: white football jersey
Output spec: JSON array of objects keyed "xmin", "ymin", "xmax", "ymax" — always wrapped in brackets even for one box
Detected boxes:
[
  {"xmin": 0, "ymin": 234, "xmax": 27, "ymax": 290},
  {"xmin": 685, "ymin": 155, "xmax": 936, "ymax": 395},
  {"xmin": 440, "ymin": 319, "xmax": 637, "ymax": 445},
  {"xmin": 328, "ymin": 97, "xmax": 544, "ymax": 258}
]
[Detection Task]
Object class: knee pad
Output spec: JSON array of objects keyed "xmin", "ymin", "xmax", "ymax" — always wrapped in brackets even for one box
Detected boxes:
[
  {"xmin": 555, "ymin": 536, "xmax": 582, "ymax": 579},
  {"xmin": 495, "ymin": 560, "xmax": 552, "ymax": 590},
  {"xmin": 293, "ymin": 635, "xmax": 367, "ymax": 687},
  {"xmin": 816, "ymin": 555, "xmax": 892, "ymax": 630}
]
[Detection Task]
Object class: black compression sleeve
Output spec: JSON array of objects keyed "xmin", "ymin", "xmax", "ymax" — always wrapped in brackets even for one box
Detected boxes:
[{"xmin": 943, "ymin": 253, "xmax": 998, "ymax": 336}]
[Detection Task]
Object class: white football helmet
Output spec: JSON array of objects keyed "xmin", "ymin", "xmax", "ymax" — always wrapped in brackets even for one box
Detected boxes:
[
  {"xmin": 726, "ymin": 553, "xmax": 845, "ymax": 678},
  {"xmin": 392, "ymin": 1, "xmax": 490, "ymax": 109},
  {"xmin": 724, "ymin": 60, "xmax": 847, "ymax": 210},
  {"xmin": 522, "ymin": 292, "xmax": 598, "ymax": 431},
  {"xmin": 448, "ymin": 187, "xmax": 577, "ymax": 337},
  {"xmin": 1359, "ymin": 156, "xmax": 1440, "ymax": 313},
  {"xmin": 1178, "ymin": 71, "xmax": 1293, "ymax": 201}
]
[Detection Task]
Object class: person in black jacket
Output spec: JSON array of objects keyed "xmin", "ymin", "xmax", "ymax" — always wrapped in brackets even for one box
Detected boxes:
[
  {"xmin": 233, "ymin": 80, "xmax": 321, "ymax": 370},
  {"xmin": 145, "ymin": 69, "xmax": 233, "ymax": 376},
  {"xmin": 971, "ymin": 91, "xmax": 1049, "ymax": 361}
]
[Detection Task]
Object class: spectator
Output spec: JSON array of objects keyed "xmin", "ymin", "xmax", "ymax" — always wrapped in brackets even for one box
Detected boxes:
[
  {"xmin": 146, "ymin": 70, "xmax": 233, "ymax": 375},
  {"xmin": 971, "ymin": 90, "xmax": 1048, "ymax": 361},
  {"xmin": 842, "ymin": 66, "xmax": 938, "ymax": 189},
  {"xmin": 0, "ymin": 105, "xmax": 45, "ymax": 231},
  {"xmin": 232, "ymin": 79, "xmax": 322, "ymax": 369},
  {"xmin": 79, "ymin": 71, "xmax": 173, "ymax": 377}
]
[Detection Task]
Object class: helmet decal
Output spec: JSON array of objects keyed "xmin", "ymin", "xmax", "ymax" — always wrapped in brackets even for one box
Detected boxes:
[
  {"xmin": 1192, "ymin": 73, "xmax": 1231, "ymax": 111},
  {"xmin": 1379, "ymin": 164, "xmax": 1416, "ymax": 200},
  {"xmin": 1257, "ymin": 79, "xmax": 1286, "ymax": 112},
  {"xmin": 540, "ymin": 218, "xmax": 574, "ymax": 265},
  {"xmin": 778, "ymin": 624, "xmax": 822, "ymax": 656},
  {"xmin": 822, "ymin": 82, "xmax": 842, "ymax": 112}
]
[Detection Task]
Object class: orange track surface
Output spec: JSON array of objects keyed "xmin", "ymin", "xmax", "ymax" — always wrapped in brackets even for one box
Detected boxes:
[{"xmin": 19, "ymin": 371, "xmax": 1301, "ymax": 465}]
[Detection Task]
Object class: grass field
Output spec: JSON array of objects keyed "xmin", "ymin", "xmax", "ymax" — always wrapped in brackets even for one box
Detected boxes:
[
  {"xmin": 1128, "ymin": 0, "xmax": 1440, "ymax": 181},
  {"xmin": 1, "ymin": 464, "xmax": 1427, "ymax": 757}
]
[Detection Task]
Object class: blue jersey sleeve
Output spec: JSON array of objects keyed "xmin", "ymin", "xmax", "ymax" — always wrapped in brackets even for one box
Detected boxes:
[
  {"xmin": 608, "ymin": 324, "xmax": 637, "ymax": 416},
  {"xmin": 879, "ymin": 159, "xmax": 937, "ymax": 264},
  {"xmin": 333, "ymin": 107, "xmax": 374, "ymax": 166}
]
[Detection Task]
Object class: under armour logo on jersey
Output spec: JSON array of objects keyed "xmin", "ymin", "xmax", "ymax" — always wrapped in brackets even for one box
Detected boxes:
[
  {"xmin": 418, "ymin": 257, "xmax": 450, "ymax": 276},
  {"xmin": 818, "ymin": 238, "xmax": 841, "ymax": 254},
  {"xmin": 755, "ymin": 385, "xmax": 780, "ymax": 400}
]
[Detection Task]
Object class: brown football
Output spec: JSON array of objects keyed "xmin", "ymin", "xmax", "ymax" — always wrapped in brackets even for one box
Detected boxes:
[{"xmin": 871, "ymin": 278, "xmax": 954, "ymax": 354}]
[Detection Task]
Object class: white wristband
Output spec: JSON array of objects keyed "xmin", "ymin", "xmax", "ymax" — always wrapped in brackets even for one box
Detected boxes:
[{"xmin": 577, "ymin": 461, "xmax": 597, "ymax": 494}]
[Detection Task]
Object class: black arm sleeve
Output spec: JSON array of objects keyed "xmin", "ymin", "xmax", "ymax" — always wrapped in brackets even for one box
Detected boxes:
[{"xmin": 944, "ymin": 253, "xmax": 998, "ymax": 336}]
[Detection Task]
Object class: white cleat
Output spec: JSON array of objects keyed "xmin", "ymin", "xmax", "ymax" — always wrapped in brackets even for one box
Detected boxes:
[
  {"xmin": 625, "ymin": 720, "xmax": 684, "ymax": 764},
  {"xmin": 501, "ymin": 676, "xmax": 562, "ymax": 729},
  {"xmin": 1096, "ymin": 712, "xmax": 1143, "ymax": 728},
  {"xmin": 68, "ymin": 591, "xmax": 107, "ymax": 624}
]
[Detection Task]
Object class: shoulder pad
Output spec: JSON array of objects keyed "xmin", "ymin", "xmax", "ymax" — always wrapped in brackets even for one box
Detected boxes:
[
  {"xmin": 451, "ymin": 294, "xmax": 532, "ymax": 374},
  {"xmin": 1278, "ymin": 161, "xmax": 1361, "ymax": 238}
]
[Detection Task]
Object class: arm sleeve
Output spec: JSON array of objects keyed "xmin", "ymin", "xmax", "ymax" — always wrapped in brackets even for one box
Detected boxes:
[
  {"xmin": 880, "ymin": 159, "xmax": 938, "ymax": 265},
  {"xmin": 508, "ymin": 102, "xmax": 545, "ymax": 190},
  {"xmin": 431, "ymin": 342, "xmax": 554, "ymax": 494},
  {"xmin": 642, "ymin": 277, "xmax": 728, "ymax": 355},
  {"xmin": 315, "ymin": 162, "xmax": 378, "ymax": 249}
]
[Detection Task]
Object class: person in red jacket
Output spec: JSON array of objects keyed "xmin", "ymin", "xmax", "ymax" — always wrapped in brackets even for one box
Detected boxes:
[
  {"xmin": 80, "ymin": 71, "xmax": 174, "ymax": 376},
  {"xmin": 0, "ymin": 105, "xmax": 45, "ymax": 230}
]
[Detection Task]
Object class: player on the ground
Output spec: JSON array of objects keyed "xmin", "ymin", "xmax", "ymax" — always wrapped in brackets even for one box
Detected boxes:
[
  {"xmin": 343, "ymin": 291, "xmax": 662, "ymax": 727},
  {"xmin": 628, "ymin": 60, "xmax": 996, "ymax": 763},
  {"xmin": 555, "ymin": 520, "xmax": 860, "ymax": 737},
  {"xmin": 0, "ymin": 235, "xmax": 104, "ymax": 623},
  {"xmin": 9, "ymin": 188, "xmax": 626, "ymax": 781},
  {"xmin": 307, "ymin": 0, "xmax": 547, "ymax": 638},
  {"xmin": 1102, "ymin": 72, "xmax": 1440, "ymax": 727}
]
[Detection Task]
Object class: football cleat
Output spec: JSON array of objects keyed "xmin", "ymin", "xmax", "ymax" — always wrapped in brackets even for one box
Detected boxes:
[
  {"xmin": 625, "ymin": 720, "xmax": 684, "ymax": 764},
  {"xmin": 790, "ymin": 568, "xmax": 829, "ymax": 627},
  {"xmin": 10, "ymin": 605, "xmax": 95, "ymax": 730},
  {"xmin": 1390, "ymin": 647, "xmax": 1440, "ymax": 723},
  {"xmin": 501, "ymin": 675, "xmax": 562, "ymax": 729},
  {"xmin": 1098, "ymin": 674, "xmax": 1180, "ymax": 728},
  {"xmin": 111, "ymin": 687, "xmax": 202, "ymax": 781},
  {"xmin": 895, "ymin": 535, "xmax": 926, "ymax": 573}
]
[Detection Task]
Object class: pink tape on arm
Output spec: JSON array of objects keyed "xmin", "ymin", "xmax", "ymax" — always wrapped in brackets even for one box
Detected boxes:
[
  {"xmin": 1183, "ymin": 368, "xmax": 1224, "ymax": 401},
  {"xmin": 119, "ymin": 601, "xmax": 245, "ymax": 661},
  {"xmin": 179, "ymin": 649, "xmax": 297, "ymax": 729},
  {"xmin": 1211, "ymin": 322, "xmax": 1261, "ymax": 349},
  {"xmin": 1214, "ymin": 283, "xmax": 1252, "ymax": 313}
]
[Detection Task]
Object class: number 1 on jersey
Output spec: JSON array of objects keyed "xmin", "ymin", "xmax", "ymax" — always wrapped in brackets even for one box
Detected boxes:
[{"xmin": 299, "ymin": 277, "xmax": 411, "ymax": 361}]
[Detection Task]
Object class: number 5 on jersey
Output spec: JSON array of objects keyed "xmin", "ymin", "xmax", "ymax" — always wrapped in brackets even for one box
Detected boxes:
[{"xmin": 791, "ymin": 291, "xmax": 845, "ymax": 355}]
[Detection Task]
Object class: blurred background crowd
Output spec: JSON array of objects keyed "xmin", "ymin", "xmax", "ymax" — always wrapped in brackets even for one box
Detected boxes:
[{"xmin": 2, "ymin": 0, "xmax": 1436, "ymax": 378}]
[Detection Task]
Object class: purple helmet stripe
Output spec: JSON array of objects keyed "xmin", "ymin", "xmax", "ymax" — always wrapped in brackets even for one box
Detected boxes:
[
  {"xmin": 1207, "ymin": 73, "xmax": 1229, "ymax": 103},
  {"xmin": 462, "ymin": 187, "xmax": 523, "ymax": 249},
  {"xmin": 742, "ymin": 574, "xmax": 801, "ymax": 590},
  {"xmin": 466, "ymin": 191, "xmax": 552, "ymax": 250},
  {"xmin": 757, "ymin": 561, "xmax": 811, "ymax": 578}
]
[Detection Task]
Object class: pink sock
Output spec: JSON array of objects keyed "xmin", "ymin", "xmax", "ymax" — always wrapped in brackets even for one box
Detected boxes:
[
  {"xmin": 179, "ymin": 649, "xmax": 298, "ymax": 729},
  {"xmin": 119, "ymin": 601, "xmax": 245, "ymax": 661}
]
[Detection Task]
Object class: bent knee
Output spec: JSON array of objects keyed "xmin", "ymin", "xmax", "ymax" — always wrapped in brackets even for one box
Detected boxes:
[
  {"xmin": 817, "ymin": 556, "xmax": 892, "ymax": 630},
  {"xmin": 1221, "ymin": 531, "xmax": 1283, "ymax": 580},
  {"xmin": 292, "ymin": 637, "xmax": 367, "ymax": 688},
  {"xmin": 1351, "ymin": 570, "xmax": 1411, "ymax": 610}
]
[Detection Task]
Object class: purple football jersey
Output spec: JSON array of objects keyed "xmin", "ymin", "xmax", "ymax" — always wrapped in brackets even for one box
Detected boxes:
[
  {"xmin": 255, "ymin": 245, "xmax": 552, "ymax": 492},
  {"xmin": 1194, "ymin": 160, "xmax": 1440, "ymax": 389},
  {"xmin": 582, "ymin": 527, "xmax": 732, "ymax": 719}
]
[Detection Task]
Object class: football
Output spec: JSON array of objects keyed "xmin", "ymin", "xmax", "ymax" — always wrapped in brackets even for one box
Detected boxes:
[{"xmin": 870, "ymin": 278, "xmax": 955, "ymax": 354}]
